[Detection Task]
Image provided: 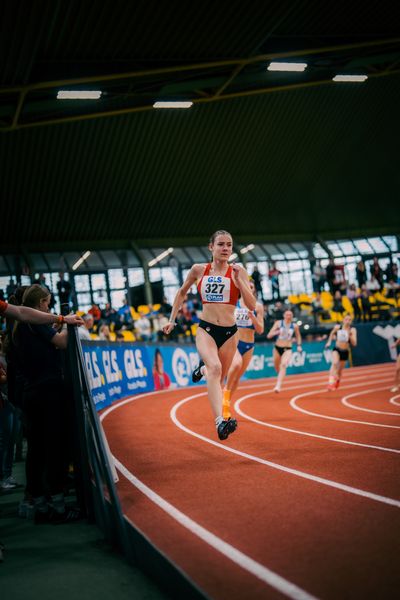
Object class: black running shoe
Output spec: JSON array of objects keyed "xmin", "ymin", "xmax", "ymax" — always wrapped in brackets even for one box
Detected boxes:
[
  {"xmin": 192, "ymin": 359, "xmax": 205, "ymax": 383},
  {"xmin": 217, "ymin": 418, "xmax": 237, "ymax": 440}
]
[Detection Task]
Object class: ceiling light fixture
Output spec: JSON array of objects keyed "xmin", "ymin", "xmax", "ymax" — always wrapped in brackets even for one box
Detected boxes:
[
  {"xmin": 268, "ymin": 62, "xmax": 307, "ymax": 72},
  {"xmin": 148, "ymin": 247, "xmax": 174, "ymax": 267},
  {"xmin": 332, "ymin": 75, "xmax": 368, "ymax": 82},
  {"xmin": 57, "ymin": 90, "xmax": 102, "ymax": 99},
  {"xmin": 153, "ymin": 101, "xmax": 193, "ymax": 109},
  {"xmin": 240, "ymin": 244, "xmax": 255, "ymax": 254},
  {"xmin": 72, "ymin": 251, "xmax": 91, "ymax": 271}
]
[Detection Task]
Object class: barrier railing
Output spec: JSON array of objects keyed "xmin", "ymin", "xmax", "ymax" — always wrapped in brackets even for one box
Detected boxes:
[{"xmin": 67, "ymin": 326, "xmax": 207, "ymax": 600}]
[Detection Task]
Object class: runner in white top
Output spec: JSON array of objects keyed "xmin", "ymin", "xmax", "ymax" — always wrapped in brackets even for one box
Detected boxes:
[
  {"xmin": 223, "ymin": 279, "xmax": 264, "ymax": 418},
  {"xmin": 324, "ymin": 313, "xmax": 357, "ymax": 390},
  {"xmin": 267, "ymin": 310, "xmax": 302, "ymax": 392}
]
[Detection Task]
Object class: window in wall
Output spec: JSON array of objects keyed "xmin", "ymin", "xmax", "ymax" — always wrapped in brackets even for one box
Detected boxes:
[
  {"xmin": 163, "ymin": 286, "xmax": 179, "ymax": 305},
  {"xmin": 354, "ymin": 239, "xmax": 374, "ymax": 255},
  {"xmin": 149, "ymin": 268, "xmax": 161, "ymax": 283},
  {"xmin": 91, "ymin": 273, "xmax": 106, "ymax": 291},
  {"xmin": 108, "ymin": 269, "xmax": 125, "ymax": 289},
  {"xmin": 313, "ymin": 243, "xmax": 329, "ymax": 258},
  {"xmin": 74, "ymin": 274, "xmax": 90, "ymax": 292},
  {"xmin": 111, "ymin": 290, "xmax": 126, "ymax": 309},
  {"xmin": 382, "ymin": 236, "xmax": 398, "ymax": 252},
  {"xmin": 338, "ymin": 241, "xmax": 357, "ymax": 255},
  {"xmin": 327, "ymin": 243, "xmax": 343, "ymax": 257},
  {"xmin": 0, "ymin": 277, "xmax": 10, "ymax": 291},
  {"xmin": 367, "ymin": 237, "xmax": 388, "ymax": 254},
  {"xmin": 128, "ymin": 268, "xmax": 144, "ymax": 287},
  {"xmin": 77, "ymin": 293, "xmax": 91, "ymax": 313}
]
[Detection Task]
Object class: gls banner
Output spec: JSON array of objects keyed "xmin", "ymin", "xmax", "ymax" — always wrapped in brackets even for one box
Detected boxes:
[
  {"xmin": 81, "ymin": 342, "xmax": 153, "ymax": 410},
  {"xmin": 242, "ymin": 342, "xmax": 332, "ymax": 380}
]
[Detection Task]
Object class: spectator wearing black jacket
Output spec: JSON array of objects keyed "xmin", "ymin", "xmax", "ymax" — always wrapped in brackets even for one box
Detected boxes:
[{"xmin": 13, "ymin": 284, "xmax": 79, "ymax": 523}]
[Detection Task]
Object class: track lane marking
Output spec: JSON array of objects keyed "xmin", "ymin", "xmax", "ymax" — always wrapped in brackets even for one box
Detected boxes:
[
  {"xmin": 234, "ymin": 387, "xmax": 400, "ymax": 454},
  {"xmin": 169, "ymin": 394, "xmax": 400, "ymax": 508},
  {"xmin": 112, "ymin": 455, "xmax": 319, "ymax": 600},
  {"xmin": 341, "ymin": 389, "xmax": 400, "ymax": 416},
  {"xmin": 290, "ymin": 378, "xmax": 400, "ymax": 429}
]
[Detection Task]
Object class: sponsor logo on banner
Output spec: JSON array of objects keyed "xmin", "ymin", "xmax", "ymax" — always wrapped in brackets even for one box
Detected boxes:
[
  {"xmin": 82, "ymin": 342, "xmax": 153, "ymax": 409},
  {"xmin": 171, "ymin": 348, "xmax": 199, "ymax": 386},
  {"xmin": 373, "ymin": 324, "xmax": 400, "ymax": 360}
]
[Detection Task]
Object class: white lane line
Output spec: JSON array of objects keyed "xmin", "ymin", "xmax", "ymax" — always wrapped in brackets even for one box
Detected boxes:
[
  {"xmin": 113, "ymin": 455, "xmax": 319, "ymax": 600},
  {"xmin": 341, "ymin": 389, "xmax": 400, "ymax": 417},
  {"xmin": 390, "ymin": 395, "xmax": 400, "ymax": 407},
  {"xmin": 170, "ymin": 394, "xmax": 400, "ymax": 509},
  {"xmin": 234, "ymin": 390, "xmax": 400, "ymax": 454},
  {"xmin": 289, "ymin": 378, "xmax": 400, "ymax": 429}
]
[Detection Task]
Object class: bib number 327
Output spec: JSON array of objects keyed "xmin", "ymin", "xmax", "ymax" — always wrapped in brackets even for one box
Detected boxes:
[{"xmin": 204, "ymin": 283, "xmax": 225, "ymax": 294}]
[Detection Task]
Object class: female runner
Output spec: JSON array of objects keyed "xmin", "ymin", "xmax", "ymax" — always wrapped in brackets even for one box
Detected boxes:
[
  {"xmin": 223, "ymin": 279, "xmax": 264, "ymax": 418},
  {"xmin": 390, "ymin": 337, "xmax": 400, "ymax": 392},
  {"xmin": 266, "ymin": 310, "xmax": 302, "ymax": 392},
  {"xmin": 163, "ymin": 230, "xmax": 255, "ymax": 440},
  {"xmin": 324, "ymin": 313, "xmax": 357, "ymax": 390}
]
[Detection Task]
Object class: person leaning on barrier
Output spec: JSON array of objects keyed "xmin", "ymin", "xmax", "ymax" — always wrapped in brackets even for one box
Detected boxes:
[
  {"xmin": 0, "ymin": 297, "xmax": 83, "ymax": 327},
  {"xmin": 12, "ymin": 284, "xmax": 82, "ymax": 524}
]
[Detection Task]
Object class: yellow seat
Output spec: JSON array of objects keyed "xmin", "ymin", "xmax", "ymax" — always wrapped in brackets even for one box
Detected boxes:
[
  {"xmin": 288, "ymin": 294, "xmax": 299, "ymax": 304},
  {"xmin": 330, "ymin": 311, "xmax": 344, "ymax": 323},
  {"xmin": 152, "ymin": 303, "xmax": 161, "ymax": 312},
  {"xmin": 121, "ymin": 330, "xmax": 135, "ymax": 341},
  {"xmin": 137, "ymin": 305, "xmax": 150, "ymax": 315},
  {"xmin": 342, "ymin": 296, "xmax": 354, "ymax": 315},
  {"xmin": 321, "ymin": 292, "xmax": 333, "ymax": 310}
]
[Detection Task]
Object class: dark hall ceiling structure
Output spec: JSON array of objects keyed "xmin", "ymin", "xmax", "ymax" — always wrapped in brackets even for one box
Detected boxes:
[{"xmin": 1, "ymin": 0, "xmax": 399, "ymax": 256}]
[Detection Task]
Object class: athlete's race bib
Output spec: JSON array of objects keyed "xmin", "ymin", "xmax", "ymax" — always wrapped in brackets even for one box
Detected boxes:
[
  {"xmin": 336, "ymin": 329, "xmax": 349, "ymax": 343},
  {"xmin": 200, "ymin": 275, "xmax": 231, "ymax": 303},
  {"xmin": 235, "ymin": 307, "xmax": 252, "ymax": 328},
  {"xmin": 279, "ymin": 326, "xmax": 294, "ymax": 341}
]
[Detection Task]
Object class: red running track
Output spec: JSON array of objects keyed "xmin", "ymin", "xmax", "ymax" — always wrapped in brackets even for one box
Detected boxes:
[{"xmin": 100, "ymin": 363, "xmax": 400, "ymax": 600}]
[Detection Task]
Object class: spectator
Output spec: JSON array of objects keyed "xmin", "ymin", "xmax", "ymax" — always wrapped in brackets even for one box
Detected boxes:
[
  {"xmin": 159, "ymin": 296, "xmax": 172, "ymax": 316},
  {"xmin": 332, "ymin": 291, "xmax": 345, "ymax": 320},
  {"xmin": 56, "ymin": 272, "xmax": 72, "ymax": 310},
  {"xmin": 98, "ymin": 324, "xmax": 111, "ymax": 341},
  {"xmin": 325, "ymin": 258, "xmax": 336, "ymax": 294},
  {"xmin": 134, "ymin": 311, "xmax": 152, "ymax": 342},
  {"xmin": 366, "ymin": 275, "xmax": 381, "ymax": 292},
  {"xmin": 311, "ymin": 292, "xmax": 326, "ymax": 325},
  {"xmin": 268, "ymin": 262, "xmax": 281, "ymax": 300},
  {"xmin": 0, "ymin": 338, "xmax": 20, "ymax": 490},
  {"xmin": 100, "ymin": 302, "xmax": 117, "ymax": 326},
  {"xmin": 152, "ymin": 349, "xmax": 171, "ymax": 391},
  {"xmin": 152, "ymin": 313, "xmax": 169, "ymax": 343},
  {"xmin": 346, "ymin": 284, "xmax": 362, "ymax": 321},
  {"xmin": 117, "ymin": 298, "xmax": 134, "ymax": 330},
  {"xmin": 370, "ymin": 256, "xmax": 383, "ymax": 290},
  {"xmin": 270, "ymin": 301, "xmax": 284, "ymax": 321},
  {"xmin": 386, "ymin": 279, "xmax": 400, "ymax": 299},
  {"xmin": 175, "ymin": 307, "xmax": 194, "ymax": 343},
  {"xmin": 311, "ymin": 260, "xmax": 326, "ymax": 293},
  {"xmin": 13, "ymin": 284, "xmax": 80, "ymax": 523},
  {"xmin": 360, "ymin": 285, "xmax": 372, "ymax": 321},
  {"xmin": 251, "ymin": 266, "xmax": 264, "ymax": 300},
  {"xmin": 88, "ymin": 303, "xmax": 101, "ymax": 324},
  {"xmin": 355, "ymin": 260, "xmax": 367, "ymax": 289},
  {"xmin": 78, "ymin": 314, "xmax": 94, "ymax": 340},
  {"xmin": 6, "ymin": 278, "xmax": 17, "ymax": 300}
]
